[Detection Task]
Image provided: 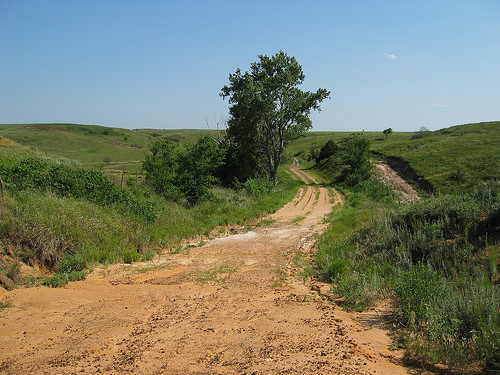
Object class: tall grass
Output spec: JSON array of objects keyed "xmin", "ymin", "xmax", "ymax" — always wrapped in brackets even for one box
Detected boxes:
[
  {"xmin": 315, "ymin": 181, "xmax": 500, "ymax": 370},
  {"xmin": 393, "ymin": 266, "xmax": 499, "ymax": 368},
  {"xmin": 1, "ymin": 191, "xmax": 143, "ymax": 268}
]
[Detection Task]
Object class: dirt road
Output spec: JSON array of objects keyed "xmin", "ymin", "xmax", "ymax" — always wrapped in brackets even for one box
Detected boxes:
[{"xmin": 1, "ymin": 167, "xmax": 411, "ymax": 374}]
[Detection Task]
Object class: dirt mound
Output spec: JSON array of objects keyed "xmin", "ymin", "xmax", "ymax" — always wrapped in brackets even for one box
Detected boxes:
[
  {"xmin": 0, "ymin": 168, "xmax": 411, "ymax": 374},
  {"xmin": 374, "ymin": 163, "xmax": 421, "ymax": 204}
]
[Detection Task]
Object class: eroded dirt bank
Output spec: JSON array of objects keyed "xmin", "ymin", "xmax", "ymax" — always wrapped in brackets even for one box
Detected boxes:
[{"xmin": 0, "ymin": 168, "xmax": 411, "ymax": 374}]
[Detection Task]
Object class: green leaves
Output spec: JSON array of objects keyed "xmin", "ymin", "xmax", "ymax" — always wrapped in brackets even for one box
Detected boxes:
[
  {"xmin": 315, "ymin": 134, "xmax": 372, "ymax": 185},
  {"xmin": 143, "ymin": 135, "xmax": 226, "ymax": 205},
  {"xmin": 221, "ymin": 51, "xmax": 330, "ymax": 184},
  {"xmin": 176, "ymin": 136, "xmax": 226, "ymax": 205}
]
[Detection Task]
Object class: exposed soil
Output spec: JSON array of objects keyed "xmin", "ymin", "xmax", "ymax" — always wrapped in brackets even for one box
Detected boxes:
[
  {"xmin": 374, "ymin": 163, "xmax": 421, "ymax": 204},
  {"xmin": 0, "ymin": 167, "xmax": 413, "ymax": 374}
]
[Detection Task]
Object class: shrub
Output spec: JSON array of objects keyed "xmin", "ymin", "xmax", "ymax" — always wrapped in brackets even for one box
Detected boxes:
[
  {"xmin": 393, "ymin": 264, "xmax": 445, "ymax": 328},
  {"xmin": 315, "ymin": 134, "xmax": 373, "ymax": 185},
  {"xmin": 143, "ymin": 249, "xmax": 156, "ymax": 261},
  {"xmin": 0, "ymin": 155, "xmax": 155, "ymax": 221},
  {"xmin": 175, "ymin": 136, "xmax": 226, "ymax": 205},
  {"xmin": 143, "ymin": 136, "xmax": 226, "ymax": 205},
  {"xmin": 412, "ymin": 126, "xmax": 432, "ymax": 139},
  {"xmin": 57, "ymin": 253, "xmax": 87, "ymax": 273},
  {"xmin": 315, "ymin": 139, "xmax": 338, "ymax": 163},
  {"xmin": 43, "ymin": 270, "xmax": 87, "ymax": 288},
  {"xmin": 244, "ymin": 178, "xmax": 275, "ymax": 196}
]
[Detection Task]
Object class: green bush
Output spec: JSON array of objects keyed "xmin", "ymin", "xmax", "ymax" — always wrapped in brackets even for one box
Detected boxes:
[
  {"xmin": 315, "ymin": 139, "xmax": 338, "ymax": 163},
  {"xmin": 57, "ymin": 253, "xmax": 87, "ymax": 273},
  {"xmin": 244, "ymin": 178, "xmax": 275, "ymax": 196},
  {"xmin": 143, "ymin": 135, "xmax": 226, "ymax": 205},
  {"xmin": 43, "ymin": 270, "xmax": 87, "ymax": 288},
  {"xmin": 393, "ymin": 264, "xmax": 445, "ymax": 328},
  {"xmin": 0, "ymin": 155, "xmax": 155, "ymax": 221},
  {"xmin": 314, "ymin": 134, "xmax": 373, "ymax": 186}
]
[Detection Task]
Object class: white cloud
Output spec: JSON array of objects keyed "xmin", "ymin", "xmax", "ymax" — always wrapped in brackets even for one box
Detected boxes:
[
  {"xmin": 432, "ymin": 103, "xmax": 452, "ymax": 108},
  {"xmin": 382, "ymin": 53, "xmax": 398, "ymax": 59}
]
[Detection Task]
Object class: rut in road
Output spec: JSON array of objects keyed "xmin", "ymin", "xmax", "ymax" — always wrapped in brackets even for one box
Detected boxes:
[{"xmin": 0, "ymin": 167, "xmax": 412, "ymax": 374}]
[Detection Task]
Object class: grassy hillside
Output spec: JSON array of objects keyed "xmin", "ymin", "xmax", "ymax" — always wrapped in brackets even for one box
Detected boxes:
[
  {"xmin": 371, "ymin": 121, "xmax": 500, "ymax": 194},
  {"xmin": 4, "ymin": 121, "xmax": 497, "ymax": 195},
  {"xmin": 288, "ymin": 121, "xmax": 499, "ymax": 194},
  {"xmin": 298, "ymin": 122, "xmax": 500, "ymax": 372},
  {"xmin": 0, "ymin": 124, "xmax": 213, "ymax": 179}
]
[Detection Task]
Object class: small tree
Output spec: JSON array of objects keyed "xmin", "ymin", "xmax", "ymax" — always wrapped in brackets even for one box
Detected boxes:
[
  {"xmin": 221, "ymin": 51, "xmax": 330, "ymax": 185},
  {"xmin": 383, "ymin": 128, "xmax": 393, "ymax": 139},
  {"xmin": 143, "ymin": 136, "xmax": 225, "ymax": 205},
  {"xmin": 339, "ymin": 134, "xmax": 372, "ymax": 185},
  {"xmin": 412, "ymin": 126, "xmax": 431, "ymax": 139},
  {"xmin": 143, "ymin": 138, "xmax": 181, "ymax": 200},
  {"xmin": 316, "ymin": 139, "xmax": 338, "ymax": 164},
  {"xmin": 175, "ymin": 136, "xmax": 226, "ymax": 205}
]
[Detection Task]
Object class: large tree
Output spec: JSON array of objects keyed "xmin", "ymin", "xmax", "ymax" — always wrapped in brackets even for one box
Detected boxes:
[{"xmin": 221, "ymin": 51, "xmax": 330, "ymax": 185}]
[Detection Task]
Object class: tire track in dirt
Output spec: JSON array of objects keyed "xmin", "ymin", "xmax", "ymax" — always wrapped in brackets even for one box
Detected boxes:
[{"xmin": 0, "ymin": 167, "xmax": 411, "ymax": 374}]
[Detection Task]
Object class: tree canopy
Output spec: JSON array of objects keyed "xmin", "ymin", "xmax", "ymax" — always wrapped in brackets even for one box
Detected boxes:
[
  {"xmin": 221, "ymin": 51, "xmax": 330, "ymax": 184},
  {"xmin": 143, "ymin": 135, "xmax": 225, "ymax": 205},
  {"xmin": 383, "ymin": 128, "xmax": 393, "ymax": 139},
  {"xmin": 314, "ymin": 134, "xmax": 372, "ymax": 186}
]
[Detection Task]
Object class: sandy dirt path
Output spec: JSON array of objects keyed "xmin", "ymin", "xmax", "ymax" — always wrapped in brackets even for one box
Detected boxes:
[{"xmin": 0, "ymin": 167, "xmax": 411, "ymax": 374}]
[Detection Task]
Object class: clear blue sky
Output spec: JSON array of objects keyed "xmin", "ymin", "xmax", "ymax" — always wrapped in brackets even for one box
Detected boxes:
[{"xmin": 1, "ymin": 1, "xmax": 499, "ymax": 132}]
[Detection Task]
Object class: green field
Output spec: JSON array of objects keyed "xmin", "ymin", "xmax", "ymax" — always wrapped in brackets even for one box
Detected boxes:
[
  {"xmin": 288, "ymin": 121, "xmax": 500, "ymax": 194},
  {"xmin": 0, "ymin": 124, "xmax": 213, "ymax": 180},
  {"xmin": 2, "ymin": 121, "xmax": 498, "ymax": 194}
]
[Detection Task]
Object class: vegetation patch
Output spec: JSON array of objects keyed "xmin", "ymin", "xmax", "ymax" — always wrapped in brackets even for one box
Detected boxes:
[
  {"xmin": 132, "ymin": 264, "xmax": 167, "ymax": 274},
  {"xmin": 292, "ymin": 251, "xmax": 315, "ymax": 281},
  {"xmin": 271, "ymin": 268, "xmax": 288, "ymax": 288},
  {"xmin": 192, "ymin": 265, "xmax": 236, "ymax": 283},
  {"xmin": 315, "ymin": 180, "xmax": 500, "ymax": 371},
  {"xmin": 256, "ymin": 218, "xmax": 276, "ymax": 227},
  {"xmin": 42, "ymin": 270, "xmax": 87, "ymax": 288},
  {"xmin": 290, "ymin": 215, "xmax": 306, "ymax": 224}
]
